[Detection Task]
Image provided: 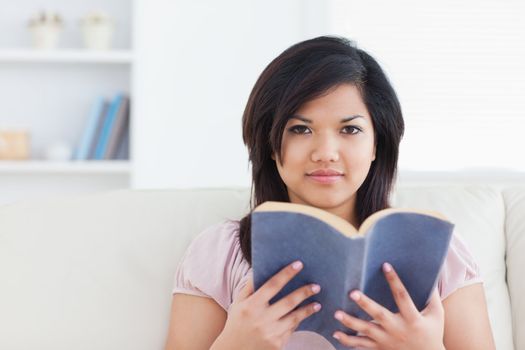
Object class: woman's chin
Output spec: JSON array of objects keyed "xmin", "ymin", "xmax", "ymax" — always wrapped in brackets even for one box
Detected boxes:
[{"xmin": 302, "ymin": 195, "xmax": 352, "ymax": 211}]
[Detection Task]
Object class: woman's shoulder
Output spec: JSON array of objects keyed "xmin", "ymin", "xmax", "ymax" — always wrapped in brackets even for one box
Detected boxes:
[
  {"xmin": 438, "ymin": 229, "xmax": 483, "ymax": 300},
  {"xmin": 190, "ymin": 219, "xmax": 241, "ymax": 249},
  {"xmin": 172, "ymin": 219, "xmax": 251, "ymax": 311}
]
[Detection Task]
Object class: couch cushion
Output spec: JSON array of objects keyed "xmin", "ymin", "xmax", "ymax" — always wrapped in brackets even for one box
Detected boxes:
[{"xmin": 503, "ymin": 186, "xmax": 525, "ymax": 350}]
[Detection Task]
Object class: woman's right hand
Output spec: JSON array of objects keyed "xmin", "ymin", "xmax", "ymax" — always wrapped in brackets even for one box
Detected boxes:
[{"xmin": 211, "ymin": 260, "xmax": 322, "ymax": 350}]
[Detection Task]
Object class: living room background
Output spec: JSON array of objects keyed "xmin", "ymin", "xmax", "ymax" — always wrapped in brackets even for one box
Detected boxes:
[{"xmin": 0, "ymin": 0, "xmax": 523, "ymax": 205}]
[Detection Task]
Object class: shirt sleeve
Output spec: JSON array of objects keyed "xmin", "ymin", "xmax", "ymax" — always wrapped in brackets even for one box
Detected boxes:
[
  {"xmin": 437, "ymin": 230, "xmax": 483, "ymax": 301},
  {"xmin": 171, "ymin": 219, "xmax": 250, "ymax": 311}
]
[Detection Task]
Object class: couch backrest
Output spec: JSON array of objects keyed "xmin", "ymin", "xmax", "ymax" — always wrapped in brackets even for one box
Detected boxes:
[
  {"xmin": 0, "ymin": 185, "xmax": 522, "ymax": 349},
  {"xmin": 0, "ymin": 188, "xmax": 252, "ymax": 350},
  {"xmin": 503, "ymin": 188, "xmax": 525, "ymax": 350}
]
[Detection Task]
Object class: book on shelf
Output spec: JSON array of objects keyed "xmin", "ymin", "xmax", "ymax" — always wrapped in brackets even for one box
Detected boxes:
[
  {"xmin": 72, "ymin": 96, "xmax": 107, "ymax": 161},
  {"xmin": 73, "ymin": 93, "xmax": 130, "ymax": 162},
  {"xmin": 104, "ymin": 95, "xmax": 130, "ymax": 160},
  {"xmin": 88, "ymin": 99, "xmax": 110, "ymax": 160},
  {"xmin": 251, "ymin": 201, "xmax": 454, "ymax": 350},
  {"xmin": 93, "ymin": 93, "xmax": 129, "ymax": 160},
  {"xmin": 114, "ymin": 124, "xmax": 130, "ymax": 160}
]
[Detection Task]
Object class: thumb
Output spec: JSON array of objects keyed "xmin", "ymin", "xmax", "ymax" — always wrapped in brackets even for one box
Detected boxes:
[{"xmin": 236, "ymin": 276, "xmax": 254, "ymax": 301}]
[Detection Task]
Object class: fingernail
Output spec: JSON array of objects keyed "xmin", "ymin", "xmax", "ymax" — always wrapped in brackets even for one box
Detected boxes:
[
  {"xmin": 333, "ymin": 332, "xmax": 340, "ymax": 340},
  {"xmin": 292, "ymin": 261, "xmax": 303, "ymax": 270},
  {"xmin": 383, "ymin": 262, "xmax": 392, "ymax": 272},
  {"xmin": 311, "ymin": 284, "xmax": 321, "ymax": 293},
  {"xmin": 350, "ymin": 291, "xmax": 360, "ymax": 301},
  {"xmin": 334, "ymin": 311, "xmax": 344, "ymax": 321},
  {"xmin": 313, "ymin": 303, "xmax": 322, "ymax": 311}
]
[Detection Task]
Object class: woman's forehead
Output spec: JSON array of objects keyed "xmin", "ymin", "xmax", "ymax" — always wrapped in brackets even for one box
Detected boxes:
[{"xmin": 293, "ymin": 84, "xmax": 370, "ymax": 121}]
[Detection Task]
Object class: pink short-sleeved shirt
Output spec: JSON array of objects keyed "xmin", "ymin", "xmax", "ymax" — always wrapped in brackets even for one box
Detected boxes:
[{"xmin": 172, "ymin": 219, "xmax": 483, "ymax": 349}]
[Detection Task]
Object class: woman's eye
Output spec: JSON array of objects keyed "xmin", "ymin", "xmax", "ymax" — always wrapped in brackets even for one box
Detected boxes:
[
  {"xmin": 342, "ymin": 126, "xmax": 361, "ymax": 134},
  {"xmin": 288, "ymin": 125, "xmax": 361, "ymax": 135},
  {"xmin": 289, "ymin": 125, "xmax": 311, "ymax": 134}
]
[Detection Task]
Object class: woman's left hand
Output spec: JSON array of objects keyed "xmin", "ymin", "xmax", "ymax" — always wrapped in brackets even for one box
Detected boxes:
[{"xmin": 333, "ymin": 262, "xmax": 446, "ymax": 350}]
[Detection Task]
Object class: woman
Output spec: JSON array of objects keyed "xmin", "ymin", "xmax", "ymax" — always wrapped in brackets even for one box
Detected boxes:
[{"xmin": 164, "ymin": 36, "xmax": 495, "ymax": 349}]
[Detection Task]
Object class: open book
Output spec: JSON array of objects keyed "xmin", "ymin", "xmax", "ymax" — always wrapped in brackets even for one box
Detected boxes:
[{"xmin": 251, "ymin": 201, "xmax": 454, "ymax": 349}]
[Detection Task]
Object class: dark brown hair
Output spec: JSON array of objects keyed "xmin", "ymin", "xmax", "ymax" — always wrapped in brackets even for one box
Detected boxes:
[{"xmin": 238, "ymin": 36, "xmax": 404, "ymax": 265}]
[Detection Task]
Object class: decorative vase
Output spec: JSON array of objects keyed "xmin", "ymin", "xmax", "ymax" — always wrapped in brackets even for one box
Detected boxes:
[
  {"xmin": 81, "ymin": 12, "xmax": 115, "ymax": 50},
  {"xmin": 28, "ymin": 11, "xmax": 63, "ymax": 50},
  {"xmin": 30, "ymin": 24, "xmax": 62, "ymax": 49}
]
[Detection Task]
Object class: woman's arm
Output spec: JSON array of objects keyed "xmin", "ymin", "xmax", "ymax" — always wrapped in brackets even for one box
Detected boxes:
[
  {"xmin": 442, "ymin": 283, "xmax": 496, "ymax": 349},
  {"xmin": 164, "ymin": 294, "xmax": 227, "ymax": 350},
  {"xmin": 165, "ymin": 261, "xmax": 322, "ymax": 350}
]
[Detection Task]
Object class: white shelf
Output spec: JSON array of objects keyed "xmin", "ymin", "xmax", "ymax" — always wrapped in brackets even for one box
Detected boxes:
[
  {"xmin": 0, "ymin": 48, "xmax": 133, "ymax": 64},
  {"xmin": 0, "ymin": 160, "xmax": 131, "ymax": 175}
]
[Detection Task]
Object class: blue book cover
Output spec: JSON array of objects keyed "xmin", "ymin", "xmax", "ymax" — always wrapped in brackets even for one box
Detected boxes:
[
  {"xmin": 251, "ymin": 202, "xmax": 454, "ymax": 350},
  {"xmin": 73, "ymin": 96, "xmax": 106, "ymax": 160},
  {"xmin": 94, "ymin": 94, "xmax": 123, "ymax": 160}
]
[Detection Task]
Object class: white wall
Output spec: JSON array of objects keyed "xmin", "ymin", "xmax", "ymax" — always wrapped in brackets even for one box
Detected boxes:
[
  {"xmin": 329, "ymin": 0, "xmax": 525, "ymax": 172},
  {"xmin": 132, "ymin": 0, "xmax": 330, "ymax": 189},
  {"xmin": 132, "ymin": 0, "xmax": 525, "ymax": 189}
]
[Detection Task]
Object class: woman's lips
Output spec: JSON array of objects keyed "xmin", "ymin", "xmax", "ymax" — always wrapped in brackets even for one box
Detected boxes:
[{"xmin": 306, "ymin": 174, "xmax": 344, "ymax": 184}]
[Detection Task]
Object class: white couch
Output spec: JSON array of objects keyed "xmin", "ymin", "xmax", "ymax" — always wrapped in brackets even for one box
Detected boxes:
[{"xmin": 0, "ymin": 184, "xmax": 523, "ymax": 349}]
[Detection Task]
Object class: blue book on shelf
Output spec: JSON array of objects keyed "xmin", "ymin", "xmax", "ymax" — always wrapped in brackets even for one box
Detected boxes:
[
  {"xmin": 73, "ymin": 96, "xmax": 106, "ymax": 160},
  {"xmin": 251, "ymin": 201, "xmax": 454, "ymax": 350},
  {"xmin": 94, "ymin": 94, "xmax": 124, "ymax": 160},
  {"xmin": 88, "ymin": 100, "xmax": 110, "ymax": 160}
]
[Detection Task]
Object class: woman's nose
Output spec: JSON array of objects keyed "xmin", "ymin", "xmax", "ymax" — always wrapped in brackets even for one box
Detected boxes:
[{"xmin": 310, "ymin": 135, "xmax": 340, "ymax": 162}]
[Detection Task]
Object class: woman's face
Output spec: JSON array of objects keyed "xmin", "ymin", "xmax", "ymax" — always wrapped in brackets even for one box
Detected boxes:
[{"xmin": 273, "ymin": 83, "xmax": 376, "ymax": 224}]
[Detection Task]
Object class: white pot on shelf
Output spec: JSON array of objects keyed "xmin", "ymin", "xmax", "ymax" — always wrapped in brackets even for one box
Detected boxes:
[
  {"xmin": 30, "ymin": 24, "xmax": 62, "ymax": 49},
  {"xmin": 82, "ymin": 22, "xmax": 114, "ymax": 50},
  {"xmin": 80, "ymin": 11, "xmax": 115, "ymax": 50}
]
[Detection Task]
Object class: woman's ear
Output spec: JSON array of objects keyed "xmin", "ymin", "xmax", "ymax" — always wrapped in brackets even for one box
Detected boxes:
[{"xmin": 271, "ymin": 153, "xmax": 275, "ymax": 161}]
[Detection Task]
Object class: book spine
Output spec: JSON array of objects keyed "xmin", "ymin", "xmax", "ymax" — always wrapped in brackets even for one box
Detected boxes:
[
  {"xmin": 88, "ymin": 100, "xmax": 109, "ymax": 160},
  {"xmin": 73, "ymin": 96, "xmax": 105, "ymax": 160},
  {"xmin": 94, "ymin": 94, "xmax": 123, "ymax": 160},
  {"xmin": 104, "ymin": 95, "xmax": 130, "ymax": 159},
  {"xmin": 114, "ymin": 125, "xmax": 130, "ymax": 160}
]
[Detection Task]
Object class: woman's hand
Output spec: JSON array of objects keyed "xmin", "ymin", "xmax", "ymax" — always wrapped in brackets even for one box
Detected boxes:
[
  {"xmin": 211, "ymin": 260, "xmax": 322, "ymax": 350},
  {"xmin": 333, "ymin": 262, "xmax": 445, "ymax": 350}
]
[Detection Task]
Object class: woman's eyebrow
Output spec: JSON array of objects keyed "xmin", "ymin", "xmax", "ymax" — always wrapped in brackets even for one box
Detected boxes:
[{"xmin": 290, "ymin": 115, "xmax": 365, "ymax": 123}]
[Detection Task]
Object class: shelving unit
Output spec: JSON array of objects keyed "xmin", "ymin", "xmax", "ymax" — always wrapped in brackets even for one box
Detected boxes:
[
  {"xmin": 0, "ymin": 160, "xmax": 131, "ymax": 174},
  {"xmin": 0, "ymin": 0, "xmax": 134, "ymax": 204},
  {"xmin": 0, "ymin": 48, "xmax": 134, "ymax": 64}
]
